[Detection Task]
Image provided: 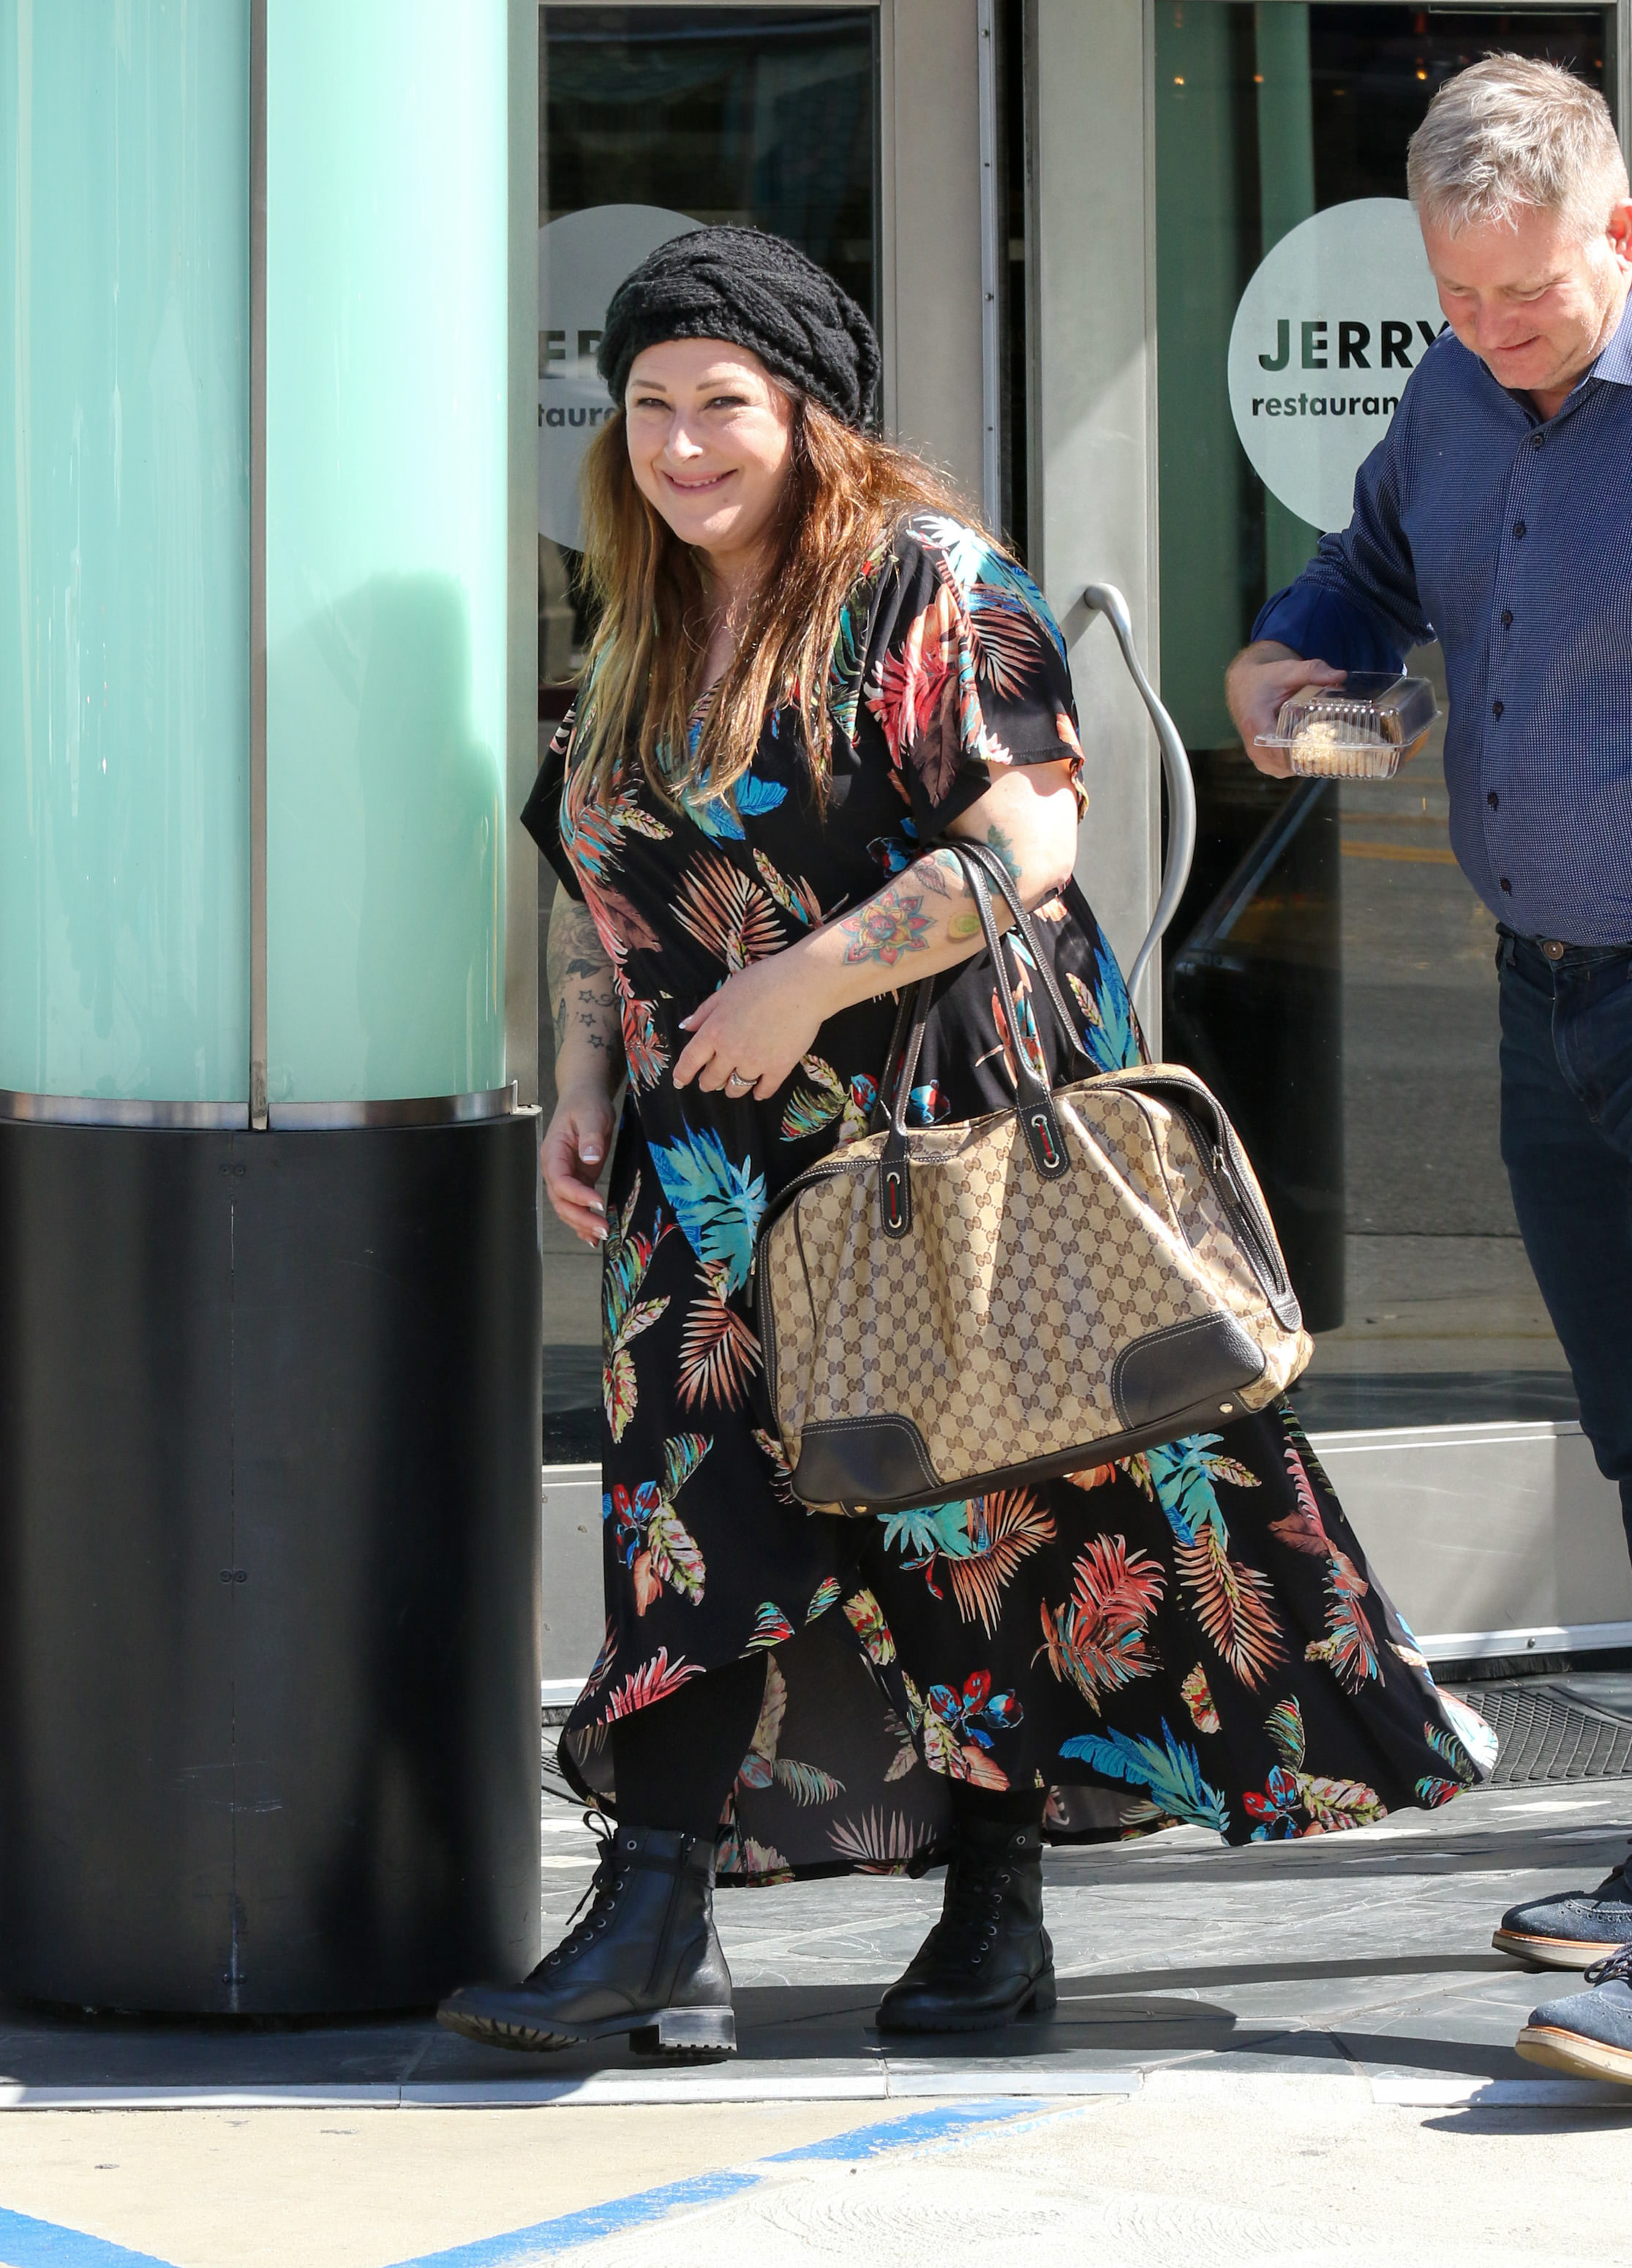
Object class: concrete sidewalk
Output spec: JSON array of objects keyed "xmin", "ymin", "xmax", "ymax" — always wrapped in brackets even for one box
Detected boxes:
[
  {"xmin": 2, "ymin": 1782, "xmax": 1631, "ymax": 2265},
  {"xmin": 1, "ymin": 1780, "xmax": 1628, "ymax": 2103},
  {"xmin": 0, "ymin": 2070, "xmax": 1628, "ymax": 2266}
]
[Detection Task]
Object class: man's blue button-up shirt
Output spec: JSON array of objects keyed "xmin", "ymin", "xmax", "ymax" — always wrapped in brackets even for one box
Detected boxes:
[{"xmin": 1253, "ymin": 296, "xmax": 1632, "ymax": 946}]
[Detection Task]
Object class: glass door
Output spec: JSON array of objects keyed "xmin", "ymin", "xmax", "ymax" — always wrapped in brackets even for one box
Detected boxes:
[{"xmin": 1153, "ymin": 2, "xmax": 1615, "ymax": 1434}]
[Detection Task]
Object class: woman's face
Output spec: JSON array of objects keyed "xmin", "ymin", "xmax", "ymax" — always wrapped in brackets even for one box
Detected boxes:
[{"xmin": 624, "ymin": 338, "xmax": 794, "ymax": 577}]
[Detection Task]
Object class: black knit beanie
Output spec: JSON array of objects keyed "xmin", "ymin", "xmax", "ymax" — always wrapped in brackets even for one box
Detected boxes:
[{"xmin": 597, "ymin": 226, "xmax": 880, "ymax": 430}]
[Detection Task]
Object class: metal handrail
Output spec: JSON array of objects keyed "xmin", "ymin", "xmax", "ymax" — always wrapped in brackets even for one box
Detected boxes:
[{"xmin": 1082, "ymin": 583, "xmax": 1197, "ymax": 1001}]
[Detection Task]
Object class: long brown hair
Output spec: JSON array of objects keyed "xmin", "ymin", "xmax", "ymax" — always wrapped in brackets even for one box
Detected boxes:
[{"xmin": 572, "ymin": 391, "xmax": 978, "ymax": 810}]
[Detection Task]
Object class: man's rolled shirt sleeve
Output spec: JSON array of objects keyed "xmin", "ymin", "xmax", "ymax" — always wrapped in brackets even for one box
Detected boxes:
[
  {"xmin": 1249, "ymin": 395, "xmax": 1437, "ymax": 669},
  {"xmin": 1252, "ymin": 581, "xmax": 1410, "ymax": 672}
]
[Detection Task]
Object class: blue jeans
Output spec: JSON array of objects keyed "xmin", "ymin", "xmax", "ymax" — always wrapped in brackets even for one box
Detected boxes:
[{"xmin": 1497, "ymin": 928, "xmax": 1632, "ymax": 1561}]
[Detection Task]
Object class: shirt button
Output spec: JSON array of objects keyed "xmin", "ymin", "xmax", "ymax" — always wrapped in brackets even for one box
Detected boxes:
[
  {"xmin": 1530, "ymin": 432, "xmax": 1543, "ymax": 448},
  {"xmin": 1488, "ymin": 792, "xmax": 1500, "ymax": 809},
  {"xmin": 1513, "ymin": 520, "xmax": 1527, "ymax": 538},
  {"xmin": 1500, "ymin": 877, "xmax": 1513, "ymax": 893},
  {"xmin": 1501, "ymin": 610, "xmax": 1513, "ymax": 627},
  {"xmin": 1492, "ymin": 699, "xmax": 1504, "ymax": 718}
]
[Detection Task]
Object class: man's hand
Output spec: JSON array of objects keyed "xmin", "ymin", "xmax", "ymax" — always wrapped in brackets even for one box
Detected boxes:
[{"xmin": 1225, "ymin": 641, "xmax": 1346, "ymax": 778}]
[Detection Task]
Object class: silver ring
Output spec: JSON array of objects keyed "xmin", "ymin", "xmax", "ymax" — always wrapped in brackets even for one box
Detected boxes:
[{"xmin": 726, "ymin": 1072, "xmax": 752, "ymax": 1092}]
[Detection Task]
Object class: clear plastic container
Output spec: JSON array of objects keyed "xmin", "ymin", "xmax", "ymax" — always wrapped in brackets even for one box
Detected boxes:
[{"xmin": 1257, "ymin": 672, "xmax": 1439, "ymax": 780}]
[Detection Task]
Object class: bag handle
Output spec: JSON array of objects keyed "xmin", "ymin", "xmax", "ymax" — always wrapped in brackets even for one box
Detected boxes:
[
  {"xmin": 876, "ymin": 841, "xmax": 1088, "ymax": 1240},
  {"xmin": 952, "ymin": 839, "xmax": 1093, "ymax": 1058}
]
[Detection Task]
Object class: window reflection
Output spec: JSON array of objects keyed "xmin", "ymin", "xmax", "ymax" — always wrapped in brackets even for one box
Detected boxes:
[{"xmin": 1154, "ymin": 3, "xmax": 1609, "ymax": 1430}]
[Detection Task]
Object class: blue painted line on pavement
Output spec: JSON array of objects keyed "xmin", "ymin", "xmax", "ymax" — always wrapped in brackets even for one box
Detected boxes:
[
  {"xmin": 763, "ymin": 2098, "xmax": 1047, "ymax": 2162},
  {"xmin": 380, "ymin": 2169, "xmax": 762, "ymax": 2268},
  {"xmin": 383, "ymin": 2097, "xmax": 1048, "ymax": 2267},
  {"xmin": 0, "ymin": 2204, "xmax": 180, "ymax": 2267}
]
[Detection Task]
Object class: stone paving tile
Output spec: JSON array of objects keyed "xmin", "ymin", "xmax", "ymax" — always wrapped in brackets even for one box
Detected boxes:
[{"xmin": 0, "ymin": 1783, "xmax": 1625, "ymax": 2094}]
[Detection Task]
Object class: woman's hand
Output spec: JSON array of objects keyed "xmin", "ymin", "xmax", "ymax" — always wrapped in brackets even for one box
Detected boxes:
[
  {"xmin": 672, "ymin": 949, "xmax": 834, "ymax": 1100},
  {"xmin": 672, "ymin": 761, "xmax": 1083, "ymax": 1098},
  {"xmin": 542, "ymin": 884, "xmax": 622, "ymax": 1239},
  {"xmin": 543, "ymin": 1082, "xmax": 617, "ymax": 1244}
]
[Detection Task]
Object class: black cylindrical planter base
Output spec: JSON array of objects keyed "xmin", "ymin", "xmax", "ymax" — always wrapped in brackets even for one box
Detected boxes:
[{"xmin": 0, "ymin": 1114, "xmax": 542, "ymax": 2015}]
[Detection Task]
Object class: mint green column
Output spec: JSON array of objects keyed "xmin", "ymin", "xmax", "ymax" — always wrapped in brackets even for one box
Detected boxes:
[
  {"xmin": 0, "ymin": 4, "xmax": 250, "ymax": 1103},
  {"xmin": 265, "ymin": 1, "xmax": 508, "ymax": 1105}
]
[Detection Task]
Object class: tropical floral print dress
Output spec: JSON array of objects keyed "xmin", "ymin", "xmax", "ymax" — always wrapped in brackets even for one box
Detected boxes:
[{"xmin": 524, "ymin": 512, "xmax": 1492, "ymax": 1883}]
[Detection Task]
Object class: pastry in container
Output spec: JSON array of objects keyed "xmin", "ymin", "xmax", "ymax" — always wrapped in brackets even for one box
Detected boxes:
[{"xmin": 1256, "ymin": 671, "xmax": 1438, "ymax": 779}]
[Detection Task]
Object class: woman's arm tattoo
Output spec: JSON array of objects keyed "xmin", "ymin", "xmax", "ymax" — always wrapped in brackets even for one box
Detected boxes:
[
  {"xmin": 843, "ymin": 824, "xmax": 1025, "ymax": 961},
  {"xmin": 981, "ymin": 822, "xmax": 1022, "ymax": 883},
  {"xmin": 812, "ymin": 787, "xmax": 1071, "ymax": 1007},
  {"xmin": 909, "ymin": 849, "xmax": 982, "ymax": 941},
  {"xmin": 836, "ymin": 881, "xmax": 936, "ymax": 966},
  {"xmin": 546, "ymin": 889, "xmax": 621, "ymax": 1061}
]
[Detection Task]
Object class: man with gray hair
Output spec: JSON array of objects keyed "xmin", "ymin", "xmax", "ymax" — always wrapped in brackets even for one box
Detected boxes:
[{"xmin": 1225, "ymin": 54, "xmax": 1632, "ymax": 2085}]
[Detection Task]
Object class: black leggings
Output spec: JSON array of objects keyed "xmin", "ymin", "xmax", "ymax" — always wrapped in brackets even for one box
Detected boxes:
[{"xmin": 610, "ymin": 1654, "xmax": 1046, "ymax": 1836}]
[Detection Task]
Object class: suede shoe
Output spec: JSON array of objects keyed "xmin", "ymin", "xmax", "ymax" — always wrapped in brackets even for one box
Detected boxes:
[
  {"xmin": 1516, "ymin": 1945, "xmax": 1632, "ymax": 2085},
  {"xmin": 1492, "ymin": 1853, "xmax": 1632, "ymax": 1969},
  {"xmin": 876, "ymin": 1814, "xmax": 1056, "ymax": 2034},
  {"xmin": 437, "ymin": 1818, "xmax": 734, "ymax": 2058}
]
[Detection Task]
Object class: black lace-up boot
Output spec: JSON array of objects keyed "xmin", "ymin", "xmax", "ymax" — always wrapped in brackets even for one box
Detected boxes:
[
  {"xmin": 876, "ymin": 1813, "xmax": 1055, "ymax": 2034},
  {"xmin": 437, "ymin": 1819, "xmax": 734, "ymax": 2058}
]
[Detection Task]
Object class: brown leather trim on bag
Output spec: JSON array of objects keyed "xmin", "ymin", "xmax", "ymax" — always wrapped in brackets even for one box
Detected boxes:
[
  {"xmin": 1110, "ymin": 1313, "xmax": 1265, "ymax": 1430},
  {"xmin": 792, "ymin": 1415, "xmax": 942, "ymax": 1507},
  {"xmin": 787, "ymin": 1381, "xmax": 1287, "ymax": 1516},
  {"xmin": 756, "ymin": 1251, "xmax": 780, "ymax": 1416}
]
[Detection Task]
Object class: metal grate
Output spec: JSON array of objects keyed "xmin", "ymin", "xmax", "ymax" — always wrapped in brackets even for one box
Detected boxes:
[{"xmin": 1450, "ymin": 1682, "xmax": 1632, "ymax": 1786}]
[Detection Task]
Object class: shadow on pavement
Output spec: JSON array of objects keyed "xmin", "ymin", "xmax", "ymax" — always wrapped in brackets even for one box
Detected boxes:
[
  {"xmin": 1424, "ymin": 2103, "xmax": 1632, "ymax": 2135},
  {"xmin": 1043, "ymin": 1819, "xmax": 1631, "ymax": 1889},
  {"xmin": 1054, "ymin": 1951, "xmax": 1513, "ymax": 1995},
  {"xmin": 0, "ymin": 1981, "xmax": 1539, "ymax": 2089},
  {"xmin": 0, "ymin": 1782, "xmax": 1614, "ymax": 2094}
]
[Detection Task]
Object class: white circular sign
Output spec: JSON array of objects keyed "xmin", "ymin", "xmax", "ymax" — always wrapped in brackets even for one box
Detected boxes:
[
  {"xmin": 1228, "ymin": 198, "xmax": 1445, "ymax": 533},
  {"xmin": 538, "ymin": 203, "xmax": 699, "ymax": 550}
]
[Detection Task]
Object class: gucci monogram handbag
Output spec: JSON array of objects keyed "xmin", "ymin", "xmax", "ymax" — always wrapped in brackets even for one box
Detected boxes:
[{"xmin": 754, "ymin": 841, "xmax": 1312, "ymax": 1514}]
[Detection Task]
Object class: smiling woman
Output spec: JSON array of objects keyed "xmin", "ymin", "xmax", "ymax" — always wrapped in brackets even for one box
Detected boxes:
[
  {"xmin": 623, "ymin": 339, "xmax": 797, "ymax": 637},
  {"xmin": 567, "ymin": 225, "xmax": 947, "ymax": 821},
  {"xmin": 436, "ymin": 219, "xmax": 1490, "ymax": 2073}
]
